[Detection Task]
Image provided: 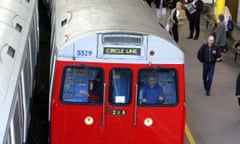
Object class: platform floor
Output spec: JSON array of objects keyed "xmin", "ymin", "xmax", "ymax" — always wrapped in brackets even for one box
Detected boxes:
[{"xmin": 177, "ymin": 11, "xmax": 240, "ymax": 144}]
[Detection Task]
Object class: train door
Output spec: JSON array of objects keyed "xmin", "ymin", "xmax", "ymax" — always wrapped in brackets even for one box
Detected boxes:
[
  {"xmin": 51, "ymin": 65, "xmax": 105, "ymax": 144},
  {"xmin": 134, "ymin": 67, "xmax": 185, "ymax": 143},
  {"xmin": 103, "ymin": 68, "xmax": 135, "ymax": 143}
]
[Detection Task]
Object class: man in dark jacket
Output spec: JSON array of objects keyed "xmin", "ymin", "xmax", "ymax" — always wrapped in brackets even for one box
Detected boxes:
[
  {"xmin": 186, "ymin": 0, "xmax": 203, "ymax": 40},
  {"xmin": 197, "ymin": 35, "xmax": 222, "ymax": 96}
]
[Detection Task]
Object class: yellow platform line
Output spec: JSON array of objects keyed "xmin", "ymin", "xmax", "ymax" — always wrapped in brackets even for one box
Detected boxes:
[{"xmin": 185, "ymin": 123, "xmax": 196, "ymax": 144}]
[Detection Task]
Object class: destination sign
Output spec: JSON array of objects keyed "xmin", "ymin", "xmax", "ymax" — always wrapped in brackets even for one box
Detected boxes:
[{"xmin": 104, "ymin": 47, "xmax": 141, "ymax": 56}]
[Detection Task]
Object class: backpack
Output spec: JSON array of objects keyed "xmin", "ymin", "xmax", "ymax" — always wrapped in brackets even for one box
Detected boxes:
[{"xmin": 227, "ymin": 19, "xmax": 234, "ymax": 31}]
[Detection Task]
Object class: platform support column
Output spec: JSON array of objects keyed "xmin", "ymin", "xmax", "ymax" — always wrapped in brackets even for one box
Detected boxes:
[{"xmin": 215, "ymin": 0, "xmax": 225, "ymax": 20}]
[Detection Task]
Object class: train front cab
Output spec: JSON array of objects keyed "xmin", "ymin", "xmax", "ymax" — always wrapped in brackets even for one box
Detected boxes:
[{"xmin": 50, "ymin": 33, "xmax": 186, "ymax": 144}]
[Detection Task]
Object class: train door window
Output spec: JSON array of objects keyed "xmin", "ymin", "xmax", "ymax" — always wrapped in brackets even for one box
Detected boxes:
[
  {"xmin": 109, "ymin": 68, "xmax": 132, "ymax": 105},
  {"xmin": 138, "ymin": 69, "xmax": 178, "ymax": 106},
  {"xmin": 61, "ymin": 66, "xmax": 104, "ymax": 104}
]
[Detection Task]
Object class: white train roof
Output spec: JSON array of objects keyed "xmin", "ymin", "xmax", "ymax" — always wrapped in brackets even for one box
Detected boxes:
[
  {"xmin": 53, "ymin": 0, "xmax": 174, "ymax": 47},
  {"xmin": 0, "ymin": 0, "xmax": 35, "ymax": 142},
  {"xmin": 52, "ymin": 0, "xmax": 184, "ymax": 64}
]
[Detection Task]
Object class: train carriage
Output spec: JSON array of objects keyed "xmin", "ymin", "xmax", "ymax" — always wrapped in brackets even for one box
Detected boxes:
[
  {"xmin": 49, "ymin": 0, "xmax": 186, "ymax": 143},
  {"xmin": 0, "ymin": 0, "xmax": 39, "ymax": 144}
]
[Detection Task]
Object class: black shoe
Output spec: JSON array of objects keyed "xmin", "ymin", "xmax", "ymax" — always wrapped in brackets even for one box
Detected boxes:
[
  {"xmin": 187, "ymin": 36, "xmax": 193, "ymax": 39},
  {"xmin": 206, "ymin": 91, "xmax": 210, "ymax": 96},
  {"xmin": 193, "ymin": 37, "xmax": 198, "ymax": 40}
]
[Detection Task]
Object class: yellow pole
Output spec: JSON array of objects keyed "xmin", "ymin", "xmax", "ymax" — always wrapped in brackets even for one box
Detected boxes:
[{"xmin": 215, "ymin": 0, "xmax": 225, "ymax": 20}]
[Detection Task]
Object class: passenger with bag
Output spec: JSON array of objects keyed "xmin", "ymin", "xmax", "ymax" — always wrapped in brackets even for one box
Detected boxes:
[
  {"xmin": 168, "ymin": 1, "xmax": 186, "ymax": 43},
  {"xmin": 215, "ymin": 14, "xmax": 228, "ymax": 53},
  {"xmin": 227, "ymin": 18, "xmax": 234, "ymax": 31},
  {"xmin": 222, "ymin": 6, "xmax": 233, "ymax": 40},
  {"xmin": 223, "ymin": 6, "xmax": 233, "ymax": 31}
]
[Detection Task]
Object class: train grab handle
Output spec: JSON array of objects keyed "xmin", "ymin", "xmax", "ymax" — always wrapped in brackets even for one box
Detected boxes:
[
  {"xmin": 133, "ymin": 84, "xmax": 138, "ymax": 126},
  {"xmin": 102, "ymin": 83, "xmax": 106, "ymax": 126}
]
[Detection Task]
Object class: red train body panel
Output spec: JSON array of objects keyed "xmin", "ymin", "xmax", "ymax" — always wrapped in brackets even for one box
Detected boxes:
[{"xmin": 50, "ymin": 62, "xmax": 185, "ymax": 144}]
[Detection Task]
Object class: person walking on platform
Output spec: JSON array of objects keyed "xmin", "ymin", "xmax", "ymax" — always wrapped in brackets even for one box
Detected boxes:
[
  {"xmin": 169, "ymin": 1, "xmax": 186, "ymax": 43},
  {"xmin": 197, "ymin": 35, "xmax": 222, "ymax": 96},
  {"xmin": 215, "ymin": 14, "xmax": 228, "ymax": 53},
  {"xmin": 185, "ymin": 0, "xmax": 203, "ymax": 40},
  {"xmin": 223, "ymin": 6, "xmax": 233, "ymax": 32}
]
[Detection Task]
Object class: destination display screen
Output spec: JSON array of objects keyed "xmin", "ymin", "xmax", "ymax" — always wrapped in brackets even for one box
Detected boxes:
[{"xmin": 103, "ymin": 47, "xmax": 141, "ymax": 56}]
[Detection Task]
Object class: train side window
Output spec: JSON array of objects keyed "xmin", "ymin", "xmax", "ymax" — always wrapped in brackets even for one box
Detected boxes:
[
  {"xmin": 138, "ymin": 69, "xmax": 178, "ymax": 106},
  {"xmin": 61, "ymin": 66, "xmax": 104, "ymax": 104},
  {"xmin": 109, "ymin": 68, "xmax": 132, "ymax": 105}
]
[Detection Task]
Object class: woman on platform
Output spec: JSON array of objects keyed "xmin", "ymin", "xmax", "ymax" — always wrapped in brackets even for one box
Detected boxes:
[{"xmin": 169, "ymin": 1, "xmax": 186, "ymax": 43}]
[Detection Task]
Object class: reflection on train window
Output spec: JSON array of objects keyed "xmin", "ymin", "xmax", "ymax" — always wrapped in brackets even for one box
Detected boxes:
[
  {"xmin": 138, "ymin": 69, "xmax": 178, "ymax": 106},
  {"xmin": 109, "ymin": 68, "xmax": 132, "ymax": 105},
  {"xmin": 61, "ymin": 66, "xmax": 104, "ymax": 104}
]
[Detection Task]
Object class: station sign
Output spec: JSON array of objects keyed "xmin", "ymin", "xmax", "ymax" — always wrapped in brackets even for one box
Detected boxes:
[{"xmin": 103, "ymin": 47, "xmax": 141, "ymax": 56}]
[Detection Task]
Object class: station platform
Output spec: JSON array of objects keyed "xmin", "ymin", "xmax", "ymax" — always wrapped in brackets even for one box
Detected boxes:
[
  {"xmin": 146, "ymin": 2, "xmax": 240, "ymax": 142},
  {"xmin": 171, "ymin": 8, "xmax": 240, "ymax": 144}
]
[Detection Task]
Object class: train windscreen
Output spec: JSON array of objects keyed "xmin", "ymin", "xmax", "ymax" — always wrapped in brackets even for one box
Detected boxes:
[
  {"xmin": 108, "ymin": 68, "xmax": 132, "ymax": 105},
  {"xmin": 138, "ymin": 69, "xmax": 178, "ymax": 106},
  {"xmin": 60, "ymin": 66, "xmax": 104, "ymax": 104}
]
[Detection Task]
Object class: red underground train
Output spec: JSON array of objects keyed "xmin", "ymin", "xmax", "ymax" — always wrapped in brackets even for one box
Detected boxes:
[{"xmin": 48, "ymin": 0, "xmax": 186, "ymax": 143}]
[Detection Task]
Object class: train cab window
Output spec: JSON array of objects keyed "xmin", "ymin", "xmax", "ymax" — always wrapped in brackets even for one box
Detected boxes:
[
  {"xmin": 138, "ymin": 69, "xmax": 178, "ymax": 106},
  {"xmin": 61, "ymin": 66, "xmax": 104, "ymax": 104},
  {"xmin": 109, "ymin": 69, "xmax": 132, "ymax": 105}
]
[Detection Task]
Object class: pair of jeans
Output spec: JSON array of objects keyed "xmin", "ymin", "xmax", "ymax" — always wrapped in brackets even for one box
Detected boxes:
[{"xmin": 202, "ymin": 63, "xmax": 215, "ymax": 91}]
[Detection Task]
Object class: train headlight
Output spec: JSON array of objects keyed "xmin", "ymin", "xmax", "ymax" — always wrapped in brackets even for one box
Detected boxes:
[
  {"xmin": 149, "ymin": 50, "xmax": 155, "ymax": 56},
  {"xmin": 144, "ymin": 118, "xmax": 153, "ymax": 127},
  {"xmin": 84, "ymin": 116, "xmax": 94, "ymax": 126}
]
